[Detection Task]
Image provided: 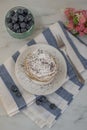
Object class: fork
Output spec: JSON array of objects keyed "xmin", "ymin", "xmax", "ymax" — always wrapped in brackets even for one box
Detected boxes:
[{"xmin": 56, "ymin": 36, "xmax": 85, "ymax": 84}]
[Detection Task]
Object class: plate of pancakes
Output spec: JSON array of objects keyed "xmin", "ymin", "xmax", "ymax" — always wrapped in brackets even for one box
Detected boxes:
[{"xmin": 15, "ymin": 44, "xmax": 67, "ymax": 95}]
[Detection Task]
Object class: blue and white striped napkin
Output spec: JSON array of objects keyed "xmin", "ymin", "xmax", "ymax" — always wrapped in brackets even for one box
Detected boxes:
[{"xmin": 0, "ymin": 21, "xmax": 87, "ymax": 128}]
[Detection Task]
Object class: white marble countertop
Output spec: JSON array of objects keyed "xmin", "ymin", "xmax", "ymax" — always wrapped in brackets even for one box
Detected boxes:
[{"xmin": 0, "ymin": 0, "xmax": 87, "ymax": 130}]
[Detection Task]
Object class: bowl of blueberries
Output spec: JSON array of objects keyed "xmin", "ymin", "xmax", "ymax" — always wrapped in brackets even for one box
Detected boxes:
[{"xmin": 5, "ymin": 6, "xmax": 34, "ymax": 39}]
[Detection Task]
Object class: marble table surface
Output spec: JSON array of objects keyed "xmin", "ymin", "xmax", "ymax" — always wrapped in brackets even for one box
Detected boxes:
[{"xmin": 0, "ymin": 0, "xmax": 87, "ymax": 130}]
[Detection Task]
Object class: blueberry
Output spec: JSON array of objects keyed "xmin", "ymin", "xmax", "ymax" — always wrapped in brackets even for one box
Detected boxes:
[
  {"xmin": 8, "ymin": 23, "xmax": 13, "ymax": 30},
  {"xmin": 6, "ymin": 17, "xmax": 12, "ymax": 23},
  {"xmin": 36, "ymin": 96, "xmax": 47, "ymax": 105},
  {"xmin": 29, "ymin": 20, "xmax": 34, "ymax": 26},
  {"xmin": 16, "ymin": 91, "xmax": 22, "ymax": 97},
  {"xmin": 49, "ymin": 103, "xmax": 57, "ymax": 110},
  {"xmin": 20, "ymin": 28, "xmax": 27, "ymax": 33},
  {"xmin": 24, "ymin": 17, "xmax": 28, "ymax": 23},
  {"xmin": 18, "ymin": 15, "xmax": 24, "ymax": 22},
  {"xmin": 16, "ymin": 29, "xmax": 21, "ymax": 33},
  {"xmin": 12, "ymin": 14, "xmax": 18, "ymax": 23},
  {"xmin": 15, "ymin": 12, "xmax": 19, "ymax": 17},
  {"xmin": 11, "ymin": 85, "xmax": 18, "ymax": 92},
  {"xmin": 26, "ymin": 14, "xmax": 32, "ymax": 21},
  {"xmin": 32, "ymin": 20, "xmax": 34, "ymax": 24},
  {"xmin": 9, "ymin": 10, "xmax": 15, "ymax": 17},
  {"xmin": 26, "ymin": 24, "xmax": 31, "ymax": 30},
  {"xmin": 13, "ymin": 23, "xmax": 20, "ymax": 31},
  {"xmin": 37, "ymin": 96, "xmax": 47, "ymax": 102},
  {"xmin": 12, "ymin": 28, "xmax": 17, "ymax": 32},
  {"xmin": 17, "ymin": 8, "xmax": 23, "ymax": 15},
  {"xmin": 12, "ymin": 20, "xmax": 15, "ymax": 24},
  {"xmin": 23, "ymin": 9, "xmax": 28, "ymax": 16},
  {"xmin": 36, "ymin": 99, "xmax": 42, "ymax": 105},
  {"xmin": 20, "ymin": 22, "xmax": 26, "ymax": 29},
  {"xmin": 40, "ymin": 96, "xmax": 47, "ymax": 103}
]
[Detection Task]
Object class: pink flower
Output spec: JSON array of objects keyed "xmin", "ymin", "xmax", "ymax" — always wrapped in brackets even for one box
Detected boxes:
[
  {"xmin": 64, "ymin": 8, "xmax": 87, "ymax": 36},
  {"xmin": 75, "ymin": 26, "xmax": 80, "ymax": 32},
  {"xmin": 79, "ymin": 14, "xmax": 86, "ymax": 24},
  {"xmin": 75, "ymin": 10, "xmax": 81, "ymax": 14},
  {"xmin": 84, "ymin": 28, "xmax": 87, "ymax": 34},
  {"xmin": 64, "ymin": 8, "xmax": 75, "ymax": 19},
  {"xmin": 66, "ymin": 21, "xmax": 74, "ymax": 30},
  {"xmin": 80, "ymin": 24, "xmax": 85, "ymax": 31},
  {"xmin": 79, "ymin": 31, "xmax": 84, "ymax": 36},
  {"xmin": 82, "ymin": 10, "xmax": 87, "ymax": 18},
  {"xmin": 75, "ymin": 24, "xmax": 85, "ymax": 32}
]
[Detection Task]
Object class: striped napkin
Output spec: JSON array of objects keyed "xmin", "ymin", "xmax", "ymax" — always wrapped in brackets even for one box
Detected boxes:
[{"xmin": 0, "ymin": 21, "xmax": 87, "ymax": 128}]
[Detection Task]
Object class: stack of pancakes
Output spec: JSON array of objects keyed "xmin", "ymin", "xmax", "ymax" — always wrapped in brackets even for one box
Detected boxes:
[{"xmin": 23, "ymin": 49, "xmax": 57, "ymax": 85}]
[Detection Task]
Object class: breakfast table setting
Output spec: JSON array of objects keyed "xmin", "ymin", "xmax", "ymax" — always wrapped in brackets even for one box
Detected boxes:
[{"xmin": 0, "ymin": 0, "xmax": 87, "ymax": 130}]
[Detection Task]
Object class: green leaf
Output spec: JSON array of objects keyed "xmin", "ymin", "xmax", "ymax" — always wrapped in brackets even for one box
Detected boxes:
[
  {"xmin": 73, "ymin": 16, "xmax": 78, "ymax": 25},
  {"xmin": 73, "ymin": 32, "xmax": 79, "ymax": 36},
  {"xmin": 71, "ymin": 30, "xmax": 79, "ymax": 36}
]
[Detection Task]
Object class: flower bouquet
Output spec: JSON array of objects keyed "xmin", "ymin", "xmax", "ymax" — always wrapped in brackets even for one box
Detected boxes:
[{"xmin": 64, "ymin": 8, "xmax": 87, "ymax": 36}]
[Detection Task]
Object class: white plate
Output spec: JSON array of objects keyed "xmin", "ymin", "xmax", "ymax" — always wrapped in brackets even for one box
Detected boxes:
[{"xmin": 15, "ymin": 44, "xmax": 67, "ymax": 95}]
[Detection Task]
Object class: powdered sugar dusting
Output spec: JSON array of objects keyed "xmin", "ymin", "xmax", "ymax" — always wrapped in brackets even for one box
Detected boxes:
[{"xmin": 24, "ymin": 49, "xmax": 57, "ymax": 78}]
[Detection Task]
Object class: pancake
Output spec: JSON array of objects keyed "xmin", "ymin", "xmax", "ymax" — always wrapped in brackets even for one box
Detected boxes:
[{"xmin": 23, "ymin": 49, "xmax": 57, "ymax": 85}]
